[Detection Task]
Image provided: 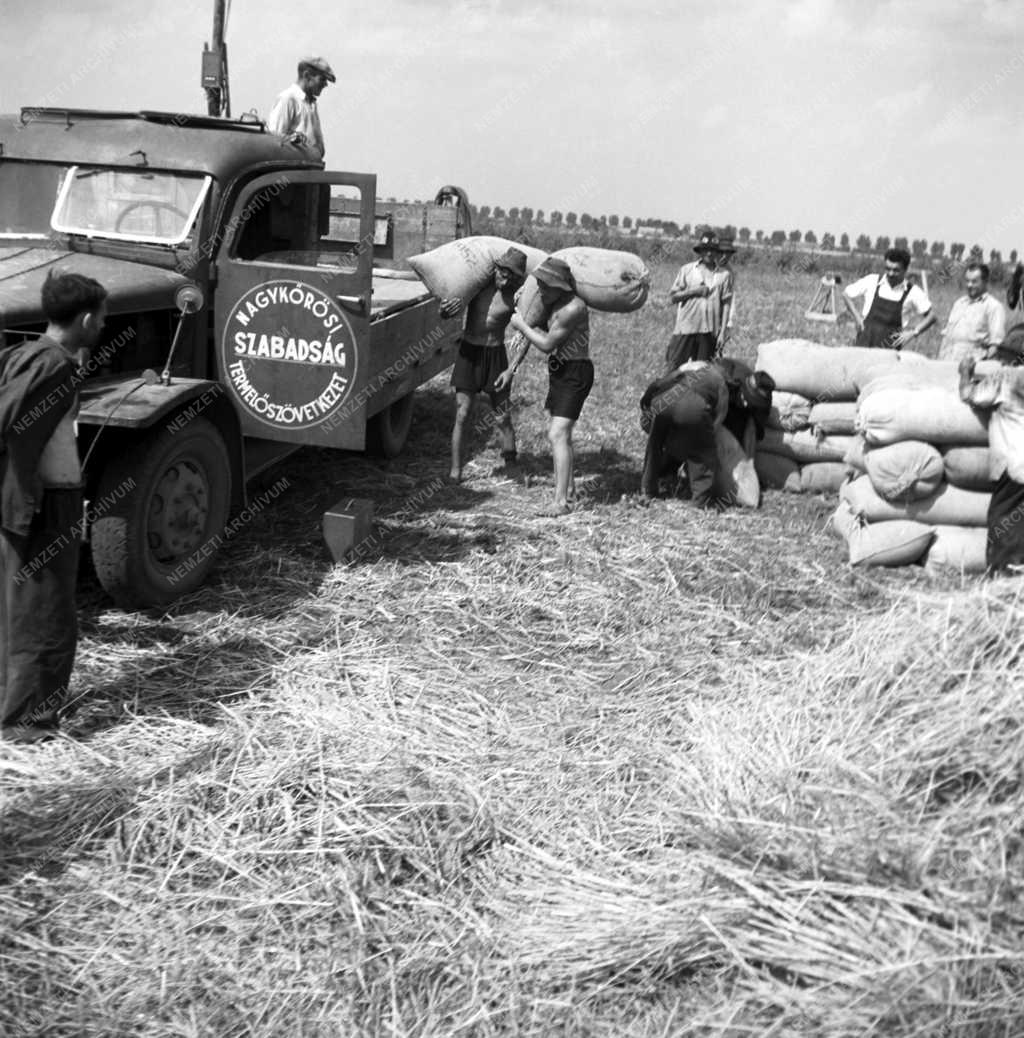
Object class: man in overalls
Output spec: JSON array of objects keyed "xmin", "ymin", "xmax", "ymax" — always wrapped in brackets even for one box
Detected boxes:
[{"xmin": 842, "ymin": 247, "xmax": 935, "ymax": 350}]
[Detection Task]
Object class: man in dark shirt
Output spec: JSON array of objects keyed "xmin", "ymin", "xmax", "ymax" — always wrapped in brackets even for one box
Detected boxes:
[
  {"xmin": 1, "ymin": 271, "xmax": 107, "ymax": 744},
  {"xmin": 639, "ymin": 358, "xmax": 773, "ymax": 507}
]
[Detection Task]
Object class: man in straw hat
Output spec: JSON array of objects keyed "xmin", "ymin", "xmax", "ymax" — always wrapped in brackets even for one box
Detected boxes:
[
  {"xmin": 959, "ymin": 324, "xmax": 1024, "ymax": 573},
  {"xmin": 500, "ymin": 257, "xmax": 592, "ymax": 517},
  {"xmin": 439, "ymin": 248, "xmax": 527, "ymax": 482},
  {"xmin": 665, "ymin": 230, "xmax": 731, "ymax": 369},
  {"xmin": 267, "ymin": 57, "xmax": 336, "ymax": 158}
]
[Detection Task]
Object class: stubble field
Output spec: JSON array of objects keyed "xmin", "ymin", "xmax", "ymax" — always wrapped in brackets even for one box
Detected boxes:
[{"xmin": 2, "ymin": 260, "xmax": 1023, "ymax": 1037}]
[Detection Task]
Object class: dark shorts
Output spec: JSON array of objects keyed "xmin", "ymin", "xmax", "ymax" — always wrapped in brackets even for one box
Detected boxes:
[
  {"xmin": 451, "ymin": 339, "xmax": 509, "ymax": 402},
  {"xmin": 666, "ymin": 332, "xmax": 717, "ymax": 369},
  {"xmin": 545, "ymin": 358, "xmax": 594, "ymax": 420}
]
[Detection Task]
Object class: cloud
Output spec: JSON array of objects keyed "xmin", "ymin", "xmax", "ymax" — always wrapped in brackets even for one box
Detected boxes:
[
  {"xmin": 873, "ymin": 82, "xmax": 932, "ymax": 125},
  {"xmin": 783, "ymin": 0, "xmax": 838, "ymax": 38}
]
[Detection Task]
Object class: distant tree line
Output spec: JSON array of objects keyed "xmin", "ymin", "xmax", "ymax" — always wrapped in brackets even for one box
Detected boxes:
[{"xmin": 466, "ymin": 203, "xmax": 1018, "ymax": 269}]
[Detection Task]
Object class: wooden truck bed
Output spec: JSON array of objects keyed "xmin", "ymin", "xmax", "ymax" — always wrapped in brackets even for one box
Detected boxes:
[{"xmin": 365, "ymin": 270, "xmax": 458, "ymax": 416}]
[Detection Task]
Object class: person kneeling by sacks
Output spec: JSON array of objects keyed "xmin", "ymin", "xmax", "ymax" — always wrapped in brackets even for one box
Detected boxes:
[
  {"xmin": 638, "ymin": 359, "xmax": 774, "ymax": 508},
  {"xmin": 958, "ymin": 326, "xmax": 1024, "ymax": 574},
  {"xmin": 496, "ymin": 258, "xmax": 593, "ymax": 517},
  {"xmin": 439, "ymin": 247, "xmax": 527, "ymax": 483}
]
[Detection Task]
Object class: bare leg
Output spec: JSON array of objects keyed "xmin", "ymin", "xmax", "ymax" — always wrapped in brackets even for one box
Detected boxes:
[
  {"xmin": 490, "ymin": 395, "xmax": 517, "ymax": 458},
  {"xmin": 547, "ymin": 416, "xmax": 576, "ymax": 512},
  {"xmin": 450, "ymin": 390, "xmax": 473, "ymax": 481}
]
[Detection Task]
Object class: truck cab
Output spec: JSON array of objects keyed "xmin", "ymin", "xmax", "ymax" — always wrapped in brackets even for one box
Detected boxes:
[{"xmin": 0, "ymin": 108, "xmax": 467, "ymax": 608}]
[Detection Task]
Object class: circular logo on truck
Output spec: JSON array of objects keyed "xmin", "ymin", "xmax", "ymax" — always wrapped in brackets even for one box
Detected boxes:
[{"xmin": 220, "ymin": 280, "xmax": 358, "ymax": 430}]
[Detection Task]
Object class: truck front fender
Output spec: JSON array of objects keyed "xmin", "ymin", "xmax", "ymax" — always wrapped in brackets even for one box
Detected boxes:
[
  {"xmin": 78, "ymin": 376, "xmax": 246, "ymax": 515},
  {"xmin": 78, "ymin": 375, "xmax": 224, "ymax": 430}
]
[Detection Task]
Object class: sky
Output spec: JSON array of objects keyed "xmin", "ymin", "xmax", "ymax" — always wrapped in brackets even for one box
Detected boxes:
[{"xmin": 2, "ymin": 0, "xmax": 1023, "ymax": 253}]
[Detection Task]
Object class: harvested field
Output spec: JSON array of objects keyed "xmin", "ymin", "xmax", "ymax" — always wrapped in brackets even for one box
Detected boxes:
[{"xmin": 2, "ymin": 264, "xmax": 1023, "ymax": 1037}]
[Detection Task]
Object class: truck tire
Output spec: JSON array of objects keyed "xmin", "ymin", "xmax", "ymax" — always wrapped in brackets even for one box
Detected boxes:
[
  {"xmin": 366, "ymin": 391, "xmax": 416, "ymax": 458},
  {"xmin": 91, "ymin": 418, "xmax": 232, "ymax": 609}
]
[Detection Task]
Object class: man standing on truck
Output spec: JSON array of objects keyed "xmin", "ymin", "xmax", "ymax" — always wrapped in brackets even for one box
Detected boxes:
[
  {"xmin": 0, "ymin": 272, "xmax": 107, "ymax": 744},
  {"xmin": 267, "ymin": 57, "xmax": 336, "ymax": 158},
  {"xmin": 501, "ymin": 258, "xmax": 593, "ymax": 517},
  {"xmin": 440, "ymin": 248, "xmax": 527, "ymax": 483}
]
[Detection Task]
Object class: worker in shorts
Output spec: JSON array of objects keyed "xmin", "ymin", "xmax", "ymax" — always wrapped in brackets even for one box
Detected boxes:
[
  {"xmin": 498, "ymin": 258, "xmax": 592, "ymax": 516},
  {"xmin": 440, "ymin": 248, "xmax": 526, "ymax": 483}
]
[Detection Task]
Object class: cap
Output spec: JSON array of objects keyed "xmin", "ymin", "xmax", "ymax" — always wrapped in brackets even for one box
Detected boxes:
[
  {"xmin": 494, "ymin": 247, "xmax": 527, "ymax": 280},
  {"xmin": 299, "ymin": 57, "xmax": 336, "ymax": 83},
  {"xmin": 533, "ymin": 257, "xmax": 576, "ymax": 293},
  {"xmin": 741, "ymin": 371, "xmax": 776, "ymax": 409}
]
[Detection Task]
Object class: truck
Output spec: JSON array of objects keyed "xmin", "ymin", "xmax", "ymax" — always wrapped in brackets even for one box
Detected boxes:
[{"xmin": 0, "ymin": 107, "xmax": 470, "ymax": 609}]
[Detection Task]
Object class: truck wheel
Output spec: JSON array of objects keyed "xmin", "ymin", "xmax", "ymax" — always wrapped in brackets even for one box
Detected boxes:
[
  {"xmin": 91, "ymin": 418, "xmax": 232, "ymax": 609},
  {"xmin": 366, "ymin": 391, "xmax": 415, "ymax": 458}
]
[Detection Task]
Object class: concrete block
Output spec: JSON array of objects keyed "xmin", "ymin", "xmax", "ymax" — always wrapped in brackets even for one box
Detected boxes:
[{"xmin": 322, "ymin": 497, "xmax": 376, "ymax": 564}]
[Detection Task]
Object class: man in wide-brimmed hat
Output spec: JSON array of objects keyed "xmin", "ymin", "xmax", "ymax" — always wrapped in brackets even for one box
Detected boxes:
[
  {"xmin": 501, "ymin": 257, "xmax": 593, "ymax": 516},
  {"xmin": 439, "ymin": 248, "xmax": 527, "ymax": 482},
  {"xmin": 665, "ymin": 230, "xmax": 731, "ymax": 368},
  {"xmin": 267, "ymin": 56, "xmax": 336, "ymax": 158}
]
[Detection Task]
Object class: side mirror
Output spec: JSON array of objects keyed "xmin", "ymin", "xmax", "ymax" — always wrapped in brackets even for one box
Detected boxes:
[{"xmin": 175, "ymin": 283, "xmax": 204, "ymax": 313}]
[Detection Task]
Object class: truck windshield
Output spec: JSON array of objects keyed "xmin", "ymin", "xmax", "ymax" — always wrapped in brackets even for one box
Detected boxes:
[{"xmin": 51, "ymin": 166, "xmax": 210, "ymax": 245}]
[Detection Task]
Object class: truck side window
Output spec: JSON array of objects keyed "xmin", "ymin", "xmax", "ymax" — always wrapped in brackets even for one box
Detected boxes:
[{"xmin": 234, "ymin": 184, "xmax": 311, "ymax": 262}]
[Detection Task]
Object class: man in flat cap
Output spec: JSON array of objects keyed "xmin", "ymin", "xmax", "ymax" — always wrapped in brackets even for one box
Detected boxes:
[
  {"xmin": 501, "ymin": 257, "xmax": 593, "ymax": 516},
  {"xmin": 268, "ymin": 57, "xmax": 336, "ymax": 158},
  {"xmin": 439, "ymin": 248, "xmax": 527, "ymax": 482}
]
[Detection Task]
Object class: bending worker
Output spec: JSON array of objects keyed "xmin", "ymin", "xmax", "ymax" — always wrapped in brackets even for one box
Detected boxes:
[
  {"xmin": 842, "ymin": 247, "xmax": 936, "ymax": 349},
  {"xmin": 638, "ymin": 358, "xmax": 774, "ymax": 508}
]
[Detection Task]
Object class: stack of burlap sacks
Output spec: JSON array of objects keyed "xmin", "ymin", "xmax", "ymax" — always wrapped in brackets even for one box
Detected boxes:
[
  {"xmin": 835, "ymin": 358, "xmax": 996, "ymax": 572},
  {"xmin": 753, "ymin": 340, "xmax": 995, "ymax": 572},
  {"xmin": 752, "ymin": 339, "xmax": 924, "ymax": 497}
]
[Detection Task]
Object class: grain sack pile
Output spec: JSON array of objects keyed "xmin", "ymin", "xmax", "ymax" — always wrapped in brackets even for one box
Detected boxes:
[
  {"xmin": 752, "ymin": 340, "xmax": 928, "ymax": 496},
  {"xmin": 833, "ymin": 361, "xmax": 1000, "ymax": 572}
]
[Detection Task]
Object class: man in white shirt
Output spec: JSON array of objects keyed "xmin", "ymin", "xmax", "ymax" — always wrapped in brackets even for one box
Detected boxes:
[
  {"xmin": 665, "ymin": 231, "xmax": 731, "ymax": 369},
  {"xmin": 939, "ymin": 262, "xmax": 1007, "ymax": 363},
  {"xmin": 842, "ymin": 247, "xmax": 936, "ymax": 350},
  {"xmin": 958, "ymin": 327, "xmax": 1024, "ymax": 572},
  {"xmin": 267, "ymin": 57, "xmax": 336, "ymax": 159}
]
